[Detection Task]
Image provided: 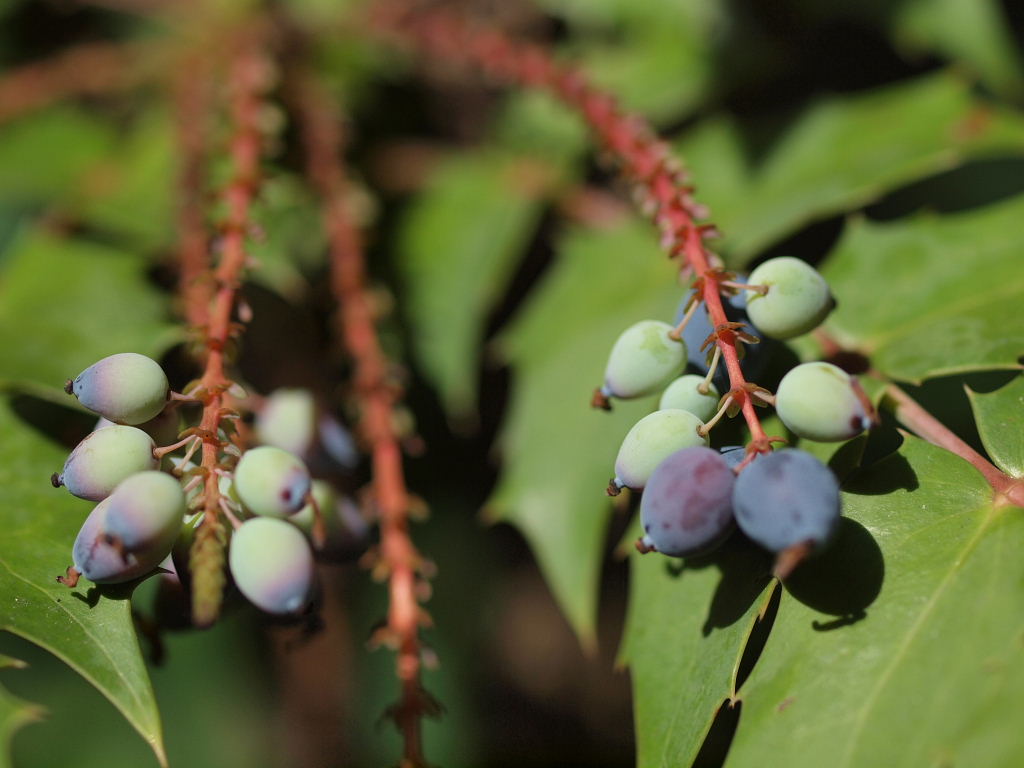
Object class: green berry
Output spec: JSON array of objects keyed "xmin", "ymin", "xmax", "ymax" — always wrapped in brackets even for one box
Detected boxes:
[
  {"xmin": 233, "ymin": 446, "xmax": 311, "ymax": 518},
  {"xmin": 745, "ymin": 257, "xmax": 832, "ymax": 339},
  {"xmin": 602, "ymin": 321, "xmax": 686, "ymax": 400},
  {"xmin": 658, "ymin": 375, "xmax": 719, "ymax": 422},
  {"xmin": 613, "ymin": 409, "xmax": 708, "ymax": 491},
  {"xmin": 775, "ymin": 362, "xmax": 871, "ymax": 442},
  {"xmin": 68, "ymin": 353, "xmax": 170, "ymax": 425},
  {"xmin": 56, "ymin": 426, "xmax": 157, "ymax": 501},
  {"xmin": 229, "ymin": 517, "xmax": 314, "ymax": 614}
]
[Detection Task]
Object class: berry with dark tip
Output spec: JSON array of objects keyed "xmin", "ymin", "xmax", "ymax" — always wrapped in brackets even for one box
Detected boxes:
[
  {"xmin": 233, "ymin": 446, "xmax": 311, "ymax": 518},
  {"xmin": 68, "ymin": 352, "xmax": 170, "ymax": 425},
  {"xmin": 56, "ymin": 426, "xmax": 158, "ymax": 501}
]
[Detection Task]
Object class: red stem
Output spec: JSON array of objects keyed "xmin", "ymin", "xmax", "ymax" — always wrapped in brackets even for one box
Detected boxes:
[
  {"xmin": 292, "ymin": 70, "xmax": 434, "ymax": 767},
  {"xmin": 372, "ymin": 4, "xmax": 771, "ymax": 451},
  {"xmin": 186, "ymin": 30, "xmax": 268, "ymax": 625}
]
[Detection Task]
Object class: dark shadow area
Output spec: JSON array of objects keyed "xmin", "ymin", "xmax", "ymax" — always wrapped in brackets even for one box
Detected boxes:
[
  {"xmin": 700, "ymin": 535, "xmax": 773, "ymax": 636},
  {"xmin": 867, "ymin": 158, "xmax": 1024, "ymax": 221},
  {"xmin": 784, "ymin": 518, "xmax": 884, "ymax": 623},
  {"xmin": 826, "ymin": 433, "xmax": 869, "ymax": 484},
  {"xmin": 900, "ymin": 370, "xmax": 1020, "ymax": 459},
  {"xmin": 733, "ymin": 582, "xmax": 781, "ymax": 692},
  {"xmin": 859, "ymin": 414, "xmax": 904, "ymax": 468},
  {"xmin": 843, "ymin": 449, "xmax": 918, "ymax": 495},
  {"xmin": 823, "ymin": 350, "xmax": 871, "ymax": 376},
  {"xmin": 9, "ymin": 392, "xmax": 94, "ymax": 449},
  {"xmin": 747, "ymin": 216, "xmax": 846, "ymax": 271},
  {"xmin": 691, "ymin": 697, "xmax": 743, "ymax": 768}
]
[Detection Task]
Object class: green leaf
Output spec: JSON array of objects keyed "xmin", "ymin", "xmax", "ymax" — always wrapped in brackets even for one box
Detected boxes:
[
  {"xmin": 0, "ymin": 228, "xmax": 178, "ymax": 388},
  {"xmin": 488, "ymin": 220, "xmax": 679, "ymax": 645},
  {"xmin": 678, "ymin": 73, "xmax": 1024, "ymax": 261},
  {"xmin": 621, "ymin": 540, "xmax": 773, "ymax": 768},
  {"xmin": 535, "ymin": 0, "xmax": 719, "ymax": 121},
  {"xmin": 820, "ymin": 195, "xmax": 1024, "ymax": 382},
  {"xmin": 73, "ymin": 109, "xmax": 176, "ymax": 251},
  {"xmin": 0, "ymin": 108, "xmax": 115, "ymax": 204},
  {"xmin": 892, "ymin": 0, "xmax": 1024, "ymax": 99},
  {"xmin": 0, "ymin": 655, "xmax": 45, "ymax": 768},
  {"xmin": 967, "ymin": 374, "xmax": 1024, "ymax": 478},
  {"xmin": 0, "ymin": 398, "xmax": 166, "ymax": 767},
  {"xmin": 398, "ymin": 150, "xmax": 556, "ymax": 420},
  {"xmin": 727, "ymin": 437, "xmax": 1024, "ymax": 768}
]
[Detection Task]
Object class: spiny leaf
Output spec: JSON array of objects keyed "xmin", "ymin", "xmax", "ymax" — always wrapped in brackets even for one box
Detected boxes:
[
  {"xmin": 0, "ymin": 228, "xmax": 178, "ymax": 389},
  {"xmin": 488, "ymin": 220, "xmax": 679, "ymax": 646},
  {"xmin": 0, "ymin": 397, "xmax": 166, "ymax": 767},
  {"xmin": 820, "ymin": 194, "xmax": 1024, "ymax": 382},
  {"xmin": 967, "ymin": 374, "xmax": 1024, "ymax": 478},
  {"xmin": 678, "ymin": 72, "xmax": 1024, "ymax": 262},
  {"xmin": 0, "ymin": 655, "xmax": 45, "ymax": 768},
  {"xmin": 727, "ymin": 436, "xmax": 1024, "ymax": 768}
]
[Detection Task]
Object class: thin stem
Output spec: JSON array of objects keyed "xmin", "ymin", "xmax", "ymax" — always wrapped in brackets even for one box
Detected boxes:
[
  {"xmin": 292, "ymin": 68, "xmax": 436, "ymax": 767},
  {"xmin": 374, "ymin": 5, "xmax": 772, "ymax": 452},
  {"xmin": 699, "ymin": 344, "xmax": 721, "ymax": 395},
  {"xmin": 184, "ymin": 28, "xmax": 270, "ymax": 627},
  {"xmin": 669, "ymin": 298, "xmax": 699, "ymax": 341},
  {"xmin": 698, "ymin": 395, "xmax": 734, "ymax": 437},
  {"xmin": 884, "ymin": 383, "xmax": 1024, "ymax": 506}
]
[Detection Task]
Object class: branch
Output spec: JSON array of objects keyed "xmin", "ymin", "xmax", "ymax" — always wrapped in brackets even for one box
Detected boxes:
[
  {"xmin": 372, "ymin": 4, "xmax": 772, "ymax": 452},
  {"xmin": 186, "ymin": 30, "xmax": 272, "ymax": 627},
  {"xmin": 292, "ymin": 70, "xmax": 438, "ymax": 767},
  {"xmin": 0, "ymin": 42, "xmax": 151, "ymax": 124}
]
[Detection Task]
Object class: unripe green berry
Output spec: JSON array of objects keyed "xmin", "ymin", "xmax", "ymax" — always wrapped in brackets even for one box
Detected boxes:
[
  {"xmin": 104, "ymin": 471, "xmax": 186, "ymax": 555},
  {"xmin": 602, "ymin": 321, "xmax": 686, "ymax": 400},
  {"xmin": 613, "ymin": 409, "xmax": 708, "ymax": 491},
  {"xmin": 775, "ymin": 362, "xmax": 871, "ymax": 442},
  {"xmin": 658, "ymin": 375, "xmax": 719, "ymax": 422},
  {"xmin": 233, "ymin": 446, "xmax": 311, "ymax": 518},
  {"xmin": 745, "ymin": 257, "xmax": 832, "ymax": 340},
  {"xmin": 68, "ymin": 353, "xmax": 170, "ymax": 425},
  {"xmin": 255, "ymin": 388, "xmax": 317, "ymax": 458},
  {"xmin": 56, "ymin": 426, "xmax": 157, "ymax": 501},
  {"xmin": 229, "ymin": 517, "xmax": 314, "ymax": 614}
]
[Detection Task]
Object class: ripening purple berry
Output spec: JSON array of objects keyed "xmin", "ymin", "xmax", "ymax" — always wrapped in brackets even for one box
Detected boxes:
[
  {"xmin": 229, "ymin": 517, "xmax": 315, "ymax": 614},
  {"xmin": 640, "ymin": 447, "xmax": 736, "ymax": 558},
  {"xmin": 233, "ymin": 446, "xmax": 311, "ymax": 517},
  {"xmin": 55, "ymin": 426, "xmax": 157, "ymax": 501},
  {"xmin": 71, "ymin": 498, "xmax": 168, "ymax": 584},
  {"xmin": 67, "ymin": 353, "xmax": 170, "ymax": 425}
]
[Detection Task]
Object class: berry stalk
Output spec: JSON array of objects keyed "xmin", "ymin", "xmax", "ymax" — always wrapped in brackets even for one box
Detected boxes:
[
  {"xmin": 372, "ymin": 4, "xmax": 771, "ymax": 452},
  {"xmin": 292, "ymin": 71, "xmax": 436, "ymax": 767},
  {"xmin": 186, "ymin": 30, "xmax": 271, "ymax": 627}
]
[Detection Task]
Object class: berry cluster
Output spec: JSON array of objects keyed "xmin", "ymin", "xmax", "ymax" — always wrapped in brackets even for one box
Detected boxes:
[
  {"xmin": 595, "ymin": 256, "xmax": 875, "ymax": 575},
  {"xmin": 53, "ymin": 353, "xmax": 368, "ymax": 618}
]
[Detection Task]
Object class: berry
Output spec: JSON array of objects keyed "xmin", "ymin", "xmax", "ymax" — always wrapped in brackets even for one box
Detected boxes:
[
  {"xmin": 676, "ymin": 280, "xmax": 772, "ymax": 391},
  {"xmin": 639, "ymin": 447, "xmax": 735, "ymax": 557},
  {"xmin": 732, "ymin": 449, "xmax": 841, "ymax": 554},
  {"xmin": 71, "ymin": 498, "xmax": 171, "ymax": 584},
  {"xmin": 68, "ymin": 353, "xmax": 170, "ymax": 425},
  {"xmin": 97, "ymin": 408, "xmax": 180, "ymax": 448},
  {"xmin": 744, "ymin": 257, "xmax": 832, "ymax": 340},
  {"xmin": 55, "ymin": 425, "xmax": 157, "ymax": 501},
  {"xmin": 601, "ymin": 320, "xmax": 686, "ymax": 400},
  {"xmin": 103, "ymin": 471, "xmax": 186, "ymax": 555},
  {"xmin": 228, "ymin": 517, "xmax": 314, "ymax": 614},
  {"xmin": 775, "ymin": 362, "xmax": 872, "ymax": 442},
  {"xmin": 658, "ymin": 375, "xmax": 719, "ymax": 422},
  {"xmin": 719, "ymin": 445, "xmax": 747, "ymax": 470},
  {"xmin": 233, "ymin": 446, "xmax": 311, "ymax": 518},
  {"xmin": 255, "ymin": 388, "xmax": 317, "ymax": 458},
  {"xmin": 612, "ymin": 409, "xmax": 708, "ymax": 491},
  {"xmin": 292, "ymin": 480, "xmax": 369, "ymax": 561}
]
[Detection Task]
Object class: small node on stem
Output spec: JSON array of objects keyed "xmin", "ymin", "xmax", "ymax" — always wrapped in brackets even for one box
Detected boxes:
[
  {"xmin": 57, "ymin": 566, "xmax": 80, "ymax": 588},
  {"xmin": 773, "ymin": 540, "xmax": 815, "ymax": 580},
  {"xmin": 169, "ymin": 391, "xmax": 201, "ymax": 403},
  {"xmin": 635, "ymin": 535, "xmax": 657, "ymax": 554},
  {"xmin": 50, "ymin": 472, "xmax": 63, "ymax": 488},
  {"xmin": 591, "ymin": 387, "xmax": 612, "ymax": 411},
  {"xmin": 63, "ymin": 379, "xmax": 74, "ymax": 395},
  {"xmin": 606, "ymin": 477, "xmax": 624, "ymax": 496}
]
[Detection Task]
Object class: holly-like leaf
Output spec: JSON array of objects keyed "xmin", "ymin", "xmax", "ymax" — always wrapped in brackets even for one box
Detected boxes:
[
  {"xmin": 0, "ymin": 397, "xmax": 166, "ymax": 767},
  {"xmin": 0, "ymin": 229, "xmax": 178, "ymax": 389},
  {"xmin": 892, "ymin": 0, "xmax": 1024, "ymax": 99},
  {"xmin": 488, "ymin": 220, "xmax": 679, "ymax": 645},
  {"xmin": 398, "ymin": 150, "xmax": 560, "ymax": 420},
  {"xmin": 0, "ymin": 655, "xmax": 45, "ymax": 768},
  {"xmin": 621, "ymin": 539, "xmax": 773, "ymax": 768},
  {"xmin": 726, "ymin": 437, "xmax": 1024, "ymax": 768},
  {"xmin": 679, "ymin": 73, "xmax": 1024, "ymax": 262},
  {"xmin": 967, "ymin": 374, "xmax": 1024, "ymax": 478},
  {"xmin": 820, "ymin": 194, "xmax": 1024, "ymax": 383}
]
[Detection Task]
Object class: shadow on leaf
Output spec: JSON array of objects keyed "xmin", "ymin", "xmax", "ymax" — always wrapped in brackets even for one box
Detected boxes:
[
  {"xmin": 783, "ymin": 517, "xmax": 884, "ymax": 627},
  {"xmin": 9, "ymin": 392, "xmax": 94, "ymax": 449}
]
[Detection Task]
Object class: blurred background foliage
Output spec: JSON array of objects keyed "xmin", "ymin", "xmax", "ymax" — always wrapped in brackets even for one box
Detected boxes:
[{"xmin": 0, "ymin": 0, "xmax": 1023, "ymax": 767}]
